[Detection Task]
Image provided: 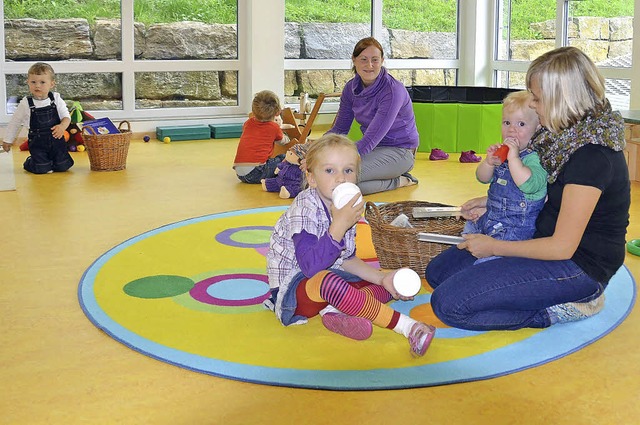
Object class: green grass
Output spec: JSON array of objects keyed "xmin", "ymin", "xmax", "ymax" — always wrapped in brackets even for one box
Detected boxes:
[{"xmin": 3, "ymin": 0, "xmax": 634, "ymax": 39}]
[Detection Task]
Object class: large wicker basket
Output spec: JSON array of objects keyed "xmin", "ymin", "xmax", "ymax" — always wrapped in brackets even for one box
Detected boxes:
[
  {"xmin": 82, "ymin": 120, "xmax": 131, "ymax": 171},
  {"xmin": 364, "ymin": 200, "xmax": 465, "ymax": 275}
]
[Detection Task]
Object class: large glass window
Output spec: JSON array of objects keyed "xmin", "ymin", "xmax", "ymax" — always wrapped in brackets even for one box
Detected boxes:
[
  {"xmin": 3, "ymin": 0, "xmax": 124, "ymax": 110},
  {"xmin": 383, "ymin": 0, "xmax": 458, "ymax": 60},
  {"xmin": 133, "ymin": 0, "xmax": 239, "ymax": 110},
  {"xmin": 284, "ymin": 0, "xmax": 460, "ymax": 107},
  {"xmin": 494, "ymin": 0, "xmax": 634, "ymax": 110},
  {"xmin": 567, "ymin": 0, "xmax": 634, "ymax": 110}
]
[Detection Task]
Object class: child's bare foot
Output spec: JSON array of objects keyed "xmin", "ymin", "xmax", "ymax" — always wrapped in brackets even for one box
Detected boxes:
[{"xmin": 408, "ymin": 322, "xmax": 435, "ymax": 357}]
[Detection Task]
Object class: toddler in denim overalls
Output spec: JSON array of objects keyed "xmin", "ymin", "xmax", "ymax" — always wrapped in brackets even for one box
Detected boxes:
[
  {"xmin": 2, "ymin": 62, "xmax": 73, "ymax": 174},
  {"xmin": 463, "ymin": 91, "xmax": 547, "ymax": 254}
]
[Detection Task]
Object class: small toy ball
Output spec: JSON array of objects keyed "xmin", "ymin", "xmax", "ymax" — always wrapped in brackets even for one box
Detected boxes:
[
  {"xmin": 332, "ymin": 182, "xmax": 362, "ymax": 209},
  {"xmin": 393, "ymin": 268, "xmax": 422, "ymax": 297},
  {"xmin": 143, "ymin": 135, "xmax": 150, "ymax": 143},
  {"xmin": 495, "ymin": 144, "xmax": 509, "ymax": 163},
  {"xmin": 76, "ymin": 145, "xmax": 85, "ymax": 152},
  {"xmin": 163, "ymin": 136, "xmax": 171, "ymax": 144},
  {"xmin": 68, "ymin": 144, "xmax": 77, "ymax": 152},
  {"xmin": 63, "ymin": 131, "xmax": 70, "ymax": 142}
]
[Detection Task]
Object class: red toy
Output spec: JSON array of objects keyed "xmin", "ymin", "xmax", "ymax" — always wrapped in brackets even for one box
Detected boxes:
[{"xmin": 495, "ymin": 144, "xmax": 509, "ymax": 163}]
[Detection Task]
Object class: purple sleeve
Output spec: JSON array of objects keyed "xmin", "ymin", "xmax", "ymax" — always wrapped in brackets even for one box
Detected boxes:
[
  {"xmin": 326, "ymin": 82, "xmax": 355, "ymax": 136},
  {"xmin": 293, "ymin": 229, "xmax": 344, "ymax": 277},
  {"xmin": 356, "ymin": 84, "xmax": 404, "ymax": 155}
]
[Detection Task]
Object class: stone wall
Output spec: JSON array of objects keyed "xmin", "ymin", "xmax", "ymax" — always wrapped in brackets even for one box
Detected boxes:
[{"xmin": 3, "ymin": 17, "xmax": 634, "ymax": 109}]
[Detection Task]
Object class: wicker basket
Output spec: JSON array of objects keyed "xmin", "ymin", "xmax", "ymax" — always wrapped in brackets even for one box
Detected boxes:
[
  {"xmin": 82, "ymin": 120, "xmax": 131, "ymax": 171},
  {"xmin": 364, "ymin": 200, "xmax": 465, "ymax": 275}
]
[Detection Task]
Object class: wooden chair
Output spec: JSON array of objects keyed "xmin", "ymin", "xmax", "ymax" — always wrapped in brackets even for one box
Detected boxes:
[{"xmin": 272, "ymin": 92, "xmax": 341, "ymax": 157}]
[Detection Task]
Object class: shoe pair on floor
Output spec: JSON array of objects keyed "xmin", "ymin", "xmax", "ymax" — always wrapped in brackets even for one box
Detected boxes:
[{"xmin": 429, "ymin": 148, "xmax": 481, "ymax": 163}]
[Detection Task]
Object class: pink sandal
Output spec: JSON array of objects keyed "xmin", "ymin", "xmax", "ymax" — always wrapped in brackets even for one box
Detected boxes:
[
  {"xmin": 321, "ymin": 313, "xmax": 373, "ymax": 341},
  {"xmin": 408, "ymin": 322, "xmax": 436, "ymax": 356}
]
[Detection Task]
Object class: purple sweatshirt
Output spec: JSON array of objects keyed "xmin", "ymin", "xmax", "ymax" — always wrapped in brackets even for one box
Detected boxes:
[{"xmin": 328, "ymin": 67, "xmax": 419, "ymax": 155}]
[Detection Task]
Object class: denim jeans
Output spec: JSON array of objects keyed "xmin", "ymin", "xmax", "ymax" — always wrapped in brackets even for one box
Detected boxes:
[
  {"xmin": 237, "ymin": 154, "xmax": 285, "ymax": 184},
  {"xmin": 425, "ymin": 247, "xmax": 604, "ymax": 330}
]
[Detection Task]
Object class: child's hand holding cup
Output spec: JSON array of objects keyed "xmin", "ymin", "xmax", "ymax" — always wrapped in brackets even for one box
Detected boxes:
[{"xmin": 393, "ymin": 268, "xmax": 422, "ymax": 298}]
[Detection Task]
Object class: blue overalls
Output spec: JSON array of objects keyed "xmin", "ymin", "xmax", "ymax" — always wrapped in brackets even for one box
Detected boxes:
[
  {"xmin": 464, "ymin": 148, "xmax": 545, "ymax": 242},
  {"xmin": 23, "ymin": 92, "xmax": 73, "ymax": 174}
]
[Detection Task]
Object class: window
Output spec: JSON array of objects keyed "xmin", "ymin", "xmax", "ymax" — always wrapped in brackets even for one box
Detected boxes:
[{"xmin": 494, "ymin": 0, "xmax": 635, "ymax": 110}]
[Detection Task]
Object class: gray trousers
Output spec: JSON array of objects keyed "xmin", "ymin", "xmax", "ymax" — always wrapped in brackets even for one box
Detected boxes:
[{"xmin": 357, "ymin": 146, "xmax": 415, "ymax": 195}]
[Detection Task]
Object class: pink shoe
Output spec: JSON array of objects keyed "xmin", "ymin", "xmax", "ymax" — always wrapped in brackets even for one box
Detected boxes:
[
  {"xmin": 459, "ymin": 150, "xmax": 482, "ymax": 163},
  {"xmin": 408, "ymin": 322, "xmax": 436, "ymax": 357},
  {"xmin": 321, "ymin": 313, "xmax": 373, "ymax": 341},
  {"xmin": 429, "ymin": 148, "xmax": 449, "ymax": 160}
]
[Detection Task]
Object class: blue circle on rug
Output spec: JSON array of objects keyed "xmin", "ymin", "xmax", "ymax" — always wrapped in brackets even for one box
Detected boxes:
[{"xmin": 78, "ymin": 206, "xmax": 636, "ymax": 390}]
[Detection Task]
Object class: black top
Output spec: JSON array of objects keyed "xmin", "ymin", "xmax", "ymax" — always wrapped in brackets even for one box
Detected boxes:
[{"xmin": 534, "ymin": 144, "xmax": 630, "ymax": 283}]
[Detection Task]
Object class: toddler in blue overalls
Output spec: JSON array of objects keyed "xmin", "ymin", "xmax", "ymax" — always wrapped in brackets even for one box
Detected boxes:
[
  {"xmin": 2, "ymin": 62, "xmax": 73, "ymax": 174},
  {"xmin": 463, "ymin": 91, "xmax": 547, "ymax": 250}
]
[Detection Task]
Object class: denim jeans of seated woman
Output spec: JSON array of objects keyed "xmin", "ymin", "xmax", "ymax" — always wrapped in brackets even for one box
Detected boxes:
[{"xmin": 424, "ymin": 246, "xmax": 604, "ymax": 331}]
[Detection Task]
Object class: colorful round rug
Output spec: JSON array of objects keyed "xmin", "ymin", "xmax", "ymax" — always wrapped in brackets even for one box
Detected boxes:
[{"xmin": 78, "ymin": 206, "xmax": 636, "ymax": 390}]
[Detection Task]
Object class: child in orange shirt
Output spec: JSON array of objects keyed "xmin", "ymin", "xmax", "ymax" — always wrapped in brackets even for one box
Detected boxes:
[{"xmin": 233, "ymin": 90, "xmax": 290, "ymax": 183}]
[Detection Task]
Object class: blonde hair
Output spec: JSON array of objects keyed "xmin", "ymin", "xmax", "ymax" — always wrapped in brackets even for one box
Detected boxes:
[
  {"xmin": 305, "ymin": 133, "xmax": 361, "ymax": 184},
  {"xmin": 28, "ymin": 62, "xmax": 56, "ymax": 79},
  {"xmin": 502, "ymin": 90, "xmax": 539, "ymax": 123},
  {"xmin": 525, "ymin": 46, "xmax": 605, "ymax": 133},
  {"xmin": 252, "ymin": 90, "xmax": 281, "ymax": 122}
]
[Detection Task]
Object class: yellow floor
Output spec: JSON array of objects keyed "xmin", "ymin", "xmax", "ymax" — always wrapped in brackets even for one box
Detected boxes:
[{"xmin": 2, "ymin": 136, "xmax": 640, "ymax": 425}]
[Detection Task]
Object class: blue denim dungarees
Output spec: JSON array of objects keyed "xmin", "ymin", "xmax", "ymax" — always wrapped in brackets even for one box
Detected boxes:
[
  {"xmin": 23, "ymin": 92, "xmax": 73, "ymax": 174},
  {"xmin": 464, "ymin": 149, "xmax": 545, "ymax": 241}
]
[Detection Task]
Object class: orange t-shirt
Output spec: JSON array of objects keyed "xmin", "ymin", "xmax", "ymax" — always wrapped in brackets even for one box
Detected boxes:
[{"xmin": 233, "ymin": 117, "xmax": 284, "ymax": 166}]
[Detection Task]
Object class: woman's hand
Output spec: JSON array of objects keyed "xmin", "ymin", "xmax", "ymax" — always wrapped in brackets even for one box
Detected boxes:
[
  {"xmin": 460, "ymin": 196, "xmax": 488, "ymax": 222},
  {"xmin": 459, "ymin": 233, "xmax": 495, "ymax": 258}
]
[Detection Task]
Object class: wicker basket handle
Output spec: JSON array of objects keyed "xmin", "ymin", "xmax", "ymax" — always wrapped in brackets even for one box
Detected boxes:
[
  {"xmin": 82, "ymin": 126, "xmax": 97, "ymax": 136},
  {"xmin": 365, "ymin": 201, "xmax": 380, "ymax": 221},
  {"xmin": 118, "ymin": 120, "xmax": 131, "ymax": 132}
]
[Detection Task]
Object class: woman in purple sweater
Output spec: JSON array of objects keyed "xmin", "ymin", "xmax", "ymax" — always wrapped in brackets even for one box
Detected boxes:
[{"xmin": 326, "ymin": 37, "xmax": 420, "ymax": 195}]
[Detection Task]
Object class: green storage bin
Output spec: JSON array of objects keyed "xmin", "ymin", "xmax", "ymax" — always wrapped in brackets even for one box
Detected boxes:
[
  {"xmin": 347, "ymin": 119, "xmax": 363, "ymax": 142},
  {"xmin": 210, "ymin": 123, "xmax": 243, "ymax": 139},
  {"xmin": 156, "ymin": 125, "xmax": 211, "ymax": 141},
  {"xmin": 431, "ymin": 103, "xmax": 458, "ymax": 153},
  {"xmin": 479, "ymin": 103, "xmax": 504, "ymax": 152},
  {"xmin": 413, "ymin": 103, "xmax": 434, "ymax": 153},
  {"xmin": 456, "ymin": 103, "xmax": 484, "ymax": 153}
]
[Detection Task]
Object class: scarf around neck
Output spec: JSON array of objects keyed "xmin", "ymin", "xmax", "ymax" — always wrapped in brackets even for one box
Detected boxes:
[{"xmin": 530, "ymin": 100, "xmax": 626, "ymax": 183}]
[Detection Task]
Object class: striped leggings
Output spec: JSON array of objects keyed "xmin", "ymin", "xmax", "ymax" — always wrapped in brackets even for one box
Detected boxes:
[{"xmin": 294, "ymin": 270, "xmax": 400, "ymax": 330}]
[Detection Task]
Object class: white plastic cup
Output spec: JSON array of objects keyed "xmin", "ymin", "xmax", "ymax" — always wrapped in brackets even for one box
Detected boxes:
[
  {"xmin": 393, "ymin": 268, "xmax": 422, "ymax": 297},
  {"xmin": 332, "ymin": 182, "xmax": 363, "ymax": 209}
]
